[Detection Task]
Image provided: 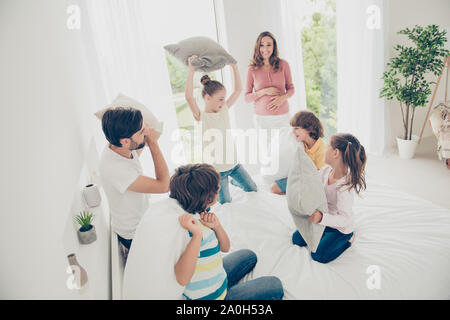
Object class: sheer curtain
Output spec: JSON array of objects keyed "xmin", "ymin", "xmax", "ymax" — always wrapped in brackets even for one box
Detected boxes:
[
  {"xmin": 336, "ymin": 0, "xmax": 390, "ymax": 155},
  {"xmin": 280, "ymin": 0, "xmax": 308, "ymax": 113},
  {"xmin": 82, "ymin": 0, "xmax": 182, "ymax": 172}
]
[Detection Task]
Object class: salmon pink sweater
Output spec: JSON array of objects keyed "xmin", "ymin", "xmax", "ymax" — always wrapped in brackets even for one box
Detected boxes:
[{"xmin": 245, "ymin": 59, "xmax": 295, "ymax": 116}]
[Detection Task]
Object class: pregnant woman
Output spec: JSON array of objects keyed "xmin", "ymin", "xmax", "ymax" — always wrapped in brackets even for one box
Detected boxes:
[{"xmin": 245, "ymin": 31, "xmax": 295, "ymax": 130}]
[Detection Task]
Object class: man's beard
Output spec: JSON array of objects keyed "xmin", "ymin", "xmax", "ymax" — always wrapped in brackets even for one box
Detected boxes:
[{"xmin": 129, "ymin": 138, "xmax": 146, "ymax": 151}]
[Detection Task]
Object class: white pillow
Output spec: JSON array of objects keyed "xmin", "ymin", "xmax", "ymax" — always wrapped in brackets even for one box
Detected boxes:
[
  {"xmin": 123, "ymin": 198, "xmax": 190, "ymax": 299},
  {"xmin": 95, "ymin": 93, "xmax": 164, "ymax": 137},
  {"xmin": 260, "ymin": 126, "xmax": 298, "ymax": 180},
  {"xmin": 286, "ymin": 145, "xmax": 327, "ymax": 253}
]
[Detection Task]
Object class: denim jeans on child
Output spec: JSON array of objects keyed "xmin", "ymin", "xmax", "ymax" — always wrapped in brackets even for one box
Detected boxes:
[
  {"xmin": 218, "ymin": 163, "xmax": 257, "ymax": 204},
  {"xmin": 274, "ymin": 177, "xmax": 288, "ymax": 193},
  {"xmin": 292, "ymin": 227, "xmax": 353, "ymax": 264},
  {"xmin": 117, "ymin": 234, "xmax": 132, "ymax": 250},
  {"xmin": 223, "ymin": 249, "xmax": 284, "ymax": 300}
]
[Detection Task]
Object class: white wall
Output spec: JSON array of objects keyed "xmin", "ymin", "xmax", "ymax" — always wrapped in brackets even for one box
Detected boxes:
[
  {"xmin": 0, "ymin": 0, "xmax": 110, "ymax": 299},
  {"xmin": 387, "ymin": 0, "xmax": 450, "ymax": 146}
]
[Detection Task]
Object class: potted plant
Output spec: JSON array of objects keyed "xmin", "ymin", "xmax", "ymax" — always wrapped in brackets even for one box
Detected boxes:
[
  {"xmin": 380, "ymin": 25, "xmax": 449, "ymax": 159},
  {"xmin": 75, "ymin": 211, "xmax": 97, "ymax": 245}
]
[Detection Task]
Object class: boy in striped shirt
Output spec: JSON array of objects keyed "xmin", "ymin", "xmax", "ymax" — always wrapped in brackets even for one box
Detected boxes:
[{"xmin": 170, "ymin": 163, "xmax": 284, "ymax": 300}]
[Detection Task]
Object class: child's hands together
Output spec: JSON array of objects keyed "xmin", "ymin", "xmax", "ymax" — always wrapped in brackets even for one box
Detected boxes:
[
  {"xmin": 308, "ymin": 210, "xmax": 323, "ymax": 224},
  {"xmin": 179, "ymin": 213, "xmax": 203, "ymax": 236},
  {"xmin": 200, "ymin": 212, "xmax": 221, "ymax": 230}
]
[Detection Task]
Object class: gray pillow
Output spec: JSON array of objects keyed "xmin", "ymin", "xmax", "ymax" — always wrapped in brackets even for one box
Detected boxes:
[
  {"xmin": 286, "ymin": 145, "xmax": 327, "ymax": 253},
  {"xmin": 164, "ymin": 36, "xmax": 237, "ymax": 72}
]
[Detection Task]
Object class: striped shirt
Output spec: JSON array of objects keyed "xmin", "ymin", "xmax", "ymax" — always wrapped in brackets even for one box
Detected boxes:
[{"xmin": 183, "ymin": 218, "xmax": 227, "ymax": 300}]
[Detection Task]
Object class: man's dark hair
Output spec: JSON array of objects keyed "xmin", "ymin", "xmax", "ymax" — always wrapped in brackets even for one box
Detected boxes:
[
  {"xmin": 169, "ymin": 164, "xmax": 220, "ymax": 214},
  {"xmin": 101, "ymin": 107, "xmax": 143, "ymax": 147}
]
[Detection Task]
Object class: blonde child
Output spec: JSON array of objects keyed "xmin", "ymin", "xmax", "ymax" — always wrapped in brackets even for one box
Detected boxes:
[
  {"xmin": 271, "ymin": 110, "xmax": 326, "ymax": 195},
  {"xmin": 185, "ymin": 56, "xmax": 257, "ymax": 204},
  {"xmin": 292, "ymin": 133, "xmax": 367, "ymax": 263}
]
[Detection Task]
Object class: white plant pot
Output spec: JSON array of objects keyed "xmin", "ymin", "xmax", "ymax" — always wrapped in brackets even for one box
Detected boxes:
[{"xmin": 396, "ymin": 135, "xmax": 419, "ymax": 159}]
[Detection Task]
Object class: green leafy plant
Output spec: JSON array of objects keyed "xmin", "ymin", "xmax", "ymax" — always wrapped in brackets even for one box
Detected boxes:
[
  {"xmin": 74, "ymin": 211, "xmax": 94, "ymax": 232},
  {"xmin": 301, "ymin": 0, "xmax": 337, "ymax": 138},
  {"xmin": 380, "ymin": 25, "xmax": 449, "ymax": 140}
]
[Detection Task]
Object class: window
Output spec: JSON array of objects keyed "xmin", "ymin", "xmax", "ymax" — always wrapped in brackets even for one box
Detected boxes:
[
  {"xmin": 164, "ymin": 0, "xmax": 221, "ymax": 163},
  {"xmin": 299, "ymin": 0, "xmax": 337, "ymax": 138}
]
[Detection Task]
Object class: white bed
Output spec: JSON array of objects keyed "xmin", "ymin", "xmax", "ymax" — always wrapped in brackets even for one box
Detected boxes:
[{"xmin": 121, "ymin": 175, "xmax": 450, "ymax": 299}]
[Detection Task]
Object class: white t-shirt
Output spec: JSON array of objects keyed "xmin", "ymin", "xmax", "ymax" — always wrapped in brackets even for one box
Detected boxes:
[
  {"xmin": 99, "ymin": 145, "xmax": 149, "ymax": 239},
  {"xmin": 199, "ymin": 105, "xmax": 237, "ymax": 173}
]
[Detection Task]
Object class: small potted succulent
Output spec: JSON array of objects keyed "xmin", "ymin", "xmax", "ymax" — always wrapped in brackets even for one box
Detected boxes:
[{"xmin": 75, "ymin": 211, "xmax": 97, "ymax": 245}]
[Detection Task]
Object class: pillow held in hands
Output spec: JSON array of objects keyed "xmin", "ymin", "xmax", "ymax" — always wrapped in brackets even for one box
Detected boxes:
[
  {"xmin": 164, "ymin": 36, "xmax": 236, "ymax": 72},
  {"xmin": 94, "ymin": 93, "xmax": 164, "ymax": 138},
  {"xmin": 286, "ymin": 145, "xmax": 327, "ymax": 253}
]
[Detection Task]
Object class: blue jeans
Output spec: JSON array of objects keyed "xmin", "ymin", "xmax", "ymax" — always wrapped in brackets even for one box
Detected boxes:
[
  {"xmin": 219, "ymin": 164, "xmax": 257, "ymax": 204},
  {"xmin": 274, "ymin": 177, "xmax": 287, "ymax": 193},
  {"xmin": 223, "ymin": 249, "xmax": 284, "ymax": 300},
  {"xmin": 117, "ymin": 234, "xmax": 132, "ymax": 250},
  {"xmin": 292, "ymin": 227, "xmax": 353, "ymax": 264}
]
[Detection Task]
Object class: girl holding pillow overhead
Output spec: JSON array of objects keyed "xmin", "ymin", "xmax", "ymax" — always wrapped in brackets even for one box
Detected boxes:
[
  {"xmin": 245, "ymin": 31, "xmax": 295, "ymax": 130},
  {"xmin": 185, "ymin": 56, "xmax": 257, "ymax": 204},
  {"xmin": 293, "ymin": 133, "xmax": 367, "ymax": 264}
]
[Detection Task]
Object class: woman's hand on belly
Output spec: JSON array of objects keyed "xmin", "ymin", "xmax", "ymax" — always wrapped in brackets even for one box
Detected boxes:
[
  {"xmin": 256, "ymin": 86, "xmax": 280, "ymax": 98},
  {"xmin": 267, "ymin": 94, "xmax": 287, "ymax": 111}
]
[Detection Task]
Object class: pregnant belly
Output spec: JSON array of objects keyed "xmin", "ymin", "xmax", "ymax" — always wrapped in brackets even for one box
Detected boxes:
[{"xmin": 253, "ymin": 95, "xmax": 289, "ymax": 116}]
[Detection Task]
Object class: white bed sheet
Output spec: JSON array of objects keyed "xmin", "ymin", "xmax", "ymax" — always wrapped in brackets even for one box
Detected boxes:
[
  {"xmin": 122, "ymin": 175, "xmax": 450, "ymax": 299},
  {"xmin": 210, "ymin": 177, "xmax": 450, "ymax": 299}
]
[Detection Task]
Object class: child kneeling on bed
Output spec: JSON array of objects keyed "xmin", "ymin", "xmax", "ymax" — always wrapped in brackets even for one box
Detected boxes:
[
  {"xmin": 292, "ymin": 133, "xmax": 366, "ymax": 264},
  {"xmin": 170, "ymin": 163, "xmax": 284, "ymax": 300},
  {"xmin": 271, "ymin": 110, "xmax": 327, "ymax": 195}
]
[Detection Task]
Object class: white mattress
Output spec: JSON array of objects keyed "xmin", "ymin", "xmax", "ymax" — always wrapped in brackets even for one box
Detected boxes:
[
  {"xmin": 209, "ymin": 176, "xmax": 450, "ymax": 299},
  {"xmin": 122, "ymin": 175, "xmax": 450, "ymax": 299}
]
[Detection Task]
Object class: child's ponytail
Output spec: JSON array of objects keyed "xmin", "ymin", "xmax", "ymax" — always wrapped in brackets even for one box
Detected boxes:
[{"xmin": 331, "ymin": 134, "xmax": 367, "ymax": 194}]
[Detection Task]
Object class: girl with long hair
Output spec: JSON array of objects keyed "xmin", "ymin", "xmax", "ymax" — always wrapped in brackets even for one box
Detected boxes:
[{"xmin": 292, "ymin": 133, "xmax": 367, "ymax": 263}]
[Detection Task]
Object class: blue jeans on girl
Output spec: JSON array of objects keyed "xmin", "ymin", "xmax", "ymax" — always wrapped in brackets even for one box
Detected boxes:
[
  {"xmin": 292, "ymin": 227, "xmax": 353, "ymax": 264},
  {"xmin": 223, "ymin": 249, "xmax": 284, "ymax": 300},
  {"xmin": 218, "ymin": 163, "xmax": 257, "ymax": 204}
]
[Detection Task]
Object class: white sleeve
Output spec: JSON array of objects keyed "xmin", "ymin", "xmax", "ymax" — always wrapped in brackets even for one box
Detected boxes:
[{"xmin": 319, "ymin": 189, "xmax": 353, "ymax": 229}]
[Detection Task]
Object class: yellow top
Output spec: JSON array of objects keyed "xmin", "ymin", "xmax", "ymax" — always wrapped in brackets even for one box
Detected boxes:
[{"xmin": 304, "ymin": 138, "xmax": 326, "ymax": 170}]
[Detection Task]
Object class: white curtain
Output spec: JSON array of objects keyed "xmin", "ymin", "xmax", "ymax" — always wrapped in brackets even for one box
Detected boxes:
[
  {"xmin": 280, "ymin": 0, "xmax": 308, "ymax": 113},
  {"xmin": 81, "ymin": 0, "xmax": 183, "ymax": 172},
  {"xmin": 336, "ymin": 0, "xmax": 390, "ymax": 156}
]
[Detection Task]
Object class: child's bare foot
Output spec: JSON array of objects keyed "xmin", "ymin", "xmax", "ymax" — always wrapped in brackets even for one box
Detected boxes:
[
  {"xmin": 349, "ymin": 233, "xmax": 355, "ymax": 244},
  {"xmin": 270, "ymin": 183, "xmax": 285, "ymax": 195}
]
